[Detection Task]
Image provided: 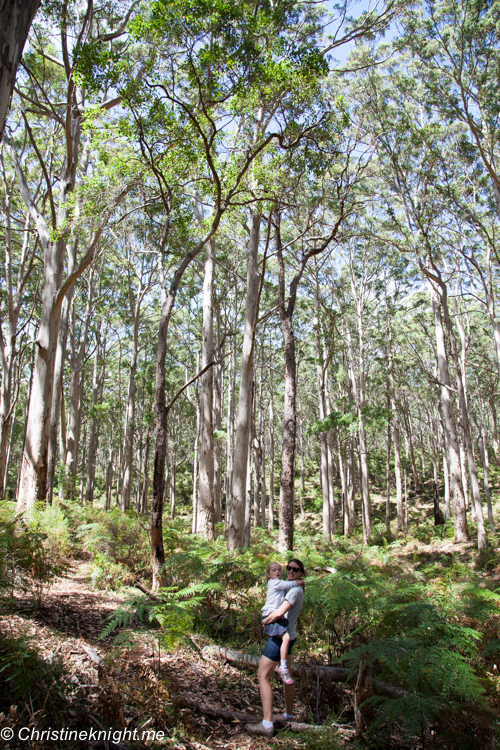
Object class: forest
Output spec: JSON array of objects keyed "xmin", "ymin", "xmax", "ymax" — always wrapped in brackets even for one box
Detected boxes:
[{"xmin": 1, "ymin": 0, "xmax": 500, "ymax": 748}]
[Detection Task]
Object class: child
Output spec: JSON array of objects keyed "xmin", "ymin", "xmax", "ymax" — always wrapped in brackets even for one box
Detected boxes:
[{"xmin": 261, "ymin": 562, "xmax": 304, "ymax": 685}]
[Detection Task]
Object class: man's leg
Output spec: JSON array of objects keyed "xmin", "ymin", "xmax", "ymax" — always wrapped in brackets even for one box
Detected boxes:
[
  {"xmin": 257, "ymin": 655, "xmax": 278, "ymax": 722},
  {"xmin": 284, "ymin": 654, "xmax": 295, "ymax": 716}
]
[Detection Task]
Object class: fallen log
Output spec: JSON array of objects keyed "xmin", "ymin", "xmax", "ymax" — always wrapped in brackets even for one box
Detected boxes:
[
  {"xmin": 203, "ymin": 645, "xmax": 407, "ymax": 700},
  {"xmin": 203, "ymin": 646, "xmax": 260, "ymax": 667},
  {"xmin": 177, "ymin": 695, "xmax": 353, "ymax": 733},
  {"xmin": 176, "ymin": 696, "xmax": 353, "ymax": 735},
  {"xmin": 176, "ymin": 696, "xmax": 256, "ymax": 723}
]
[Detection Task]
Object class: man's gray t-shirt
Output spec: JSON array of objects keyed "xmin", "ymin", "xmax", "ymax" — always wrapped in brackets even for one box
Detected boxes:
[{"xmin": 284, "ymin": 586, "xmax": 304, "ymax": 639}]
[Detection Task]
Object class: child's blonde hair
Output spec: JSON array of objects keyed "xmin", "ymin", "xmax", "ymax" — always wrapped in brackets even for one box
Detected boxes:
[{"xmin": 266, "ymin": 561, "xmax": 282, "ymax": 579}]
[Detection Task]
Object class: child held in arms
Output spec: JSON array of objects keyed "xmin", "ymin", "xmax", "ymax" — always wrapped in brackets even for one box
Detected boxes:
[{"xmin": 261, "ymin": 562, "xmax": 305, "ymax": 684}]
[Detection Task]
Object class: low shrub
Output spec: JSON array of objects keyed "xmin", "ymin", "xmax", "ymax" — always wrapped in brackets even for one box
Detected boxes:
[{"xmin": 0, "ymin": 503, "xmax": 68, "ymax": 607}]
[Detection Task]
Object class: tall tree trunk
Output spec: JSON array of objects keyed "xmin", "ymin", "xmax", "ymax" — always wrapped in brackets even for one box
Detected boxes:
[
  {"xmin": 253, "ymin": 371, "xmax": 262, "ymax": 528},
  {"xmin": 192, "ymin": 371, "xmax": 200, "ymax": 534},
  {"xmin": 315, "ymin": 305, "xmax": 330, "ymax": 541},
  {"xmin": 490, "ymin": 395, "xmax": 499, "ymax": 464},
  {"xmin": 442, "ymin": 295, "xmax": 487, "ymax": 548},
  {"xmin": 386, "ymin": 394, "xmax": 392, "ymax": 534},
  {"xmin": 486, "ymin": 244, "xmax": 500, "ymax": 378},
  {"xmin": 337, "ymin": 440, "xmax": 348, "ymax": 535},
  {"xmin": 268, "ymin": 384, "xmax": 275, "ymax": 531},
  {"xmin": 141, "ymin": 432, "xmax": 150, "ymax": 515},
  {"xmin": 402, "ymin": 397, "xmax": 420, "ymax": 492},
  {"xmin": 258, "ymin": 348, "xmax": 266, "ymax": 529},
  {"xmin": 170, "ymin": 441, "xmax": 177, "ymax": 520},
  {"xmin": 65, "ymin": 263, "xmax": 95, "ymax": 494},
  {"xmin": 346, "ymin": 327, "xmax": 371, "ymax": 542},
  {"xmin": 348, "ymin": 438, "xmax": 356, "ymax": 531},
  {"xmin": 244, "ymin": 396, "xmax": 254, "ymax": 548},
  {"xmin": 213, "ymin": 302, "xmax": 223, "ymax": 525},
  {"xmin": 121, "ymin": 277, "xmax": 145, "ymax": 511},
  {"xmin": 198, "ymin": 239, "xmax": 215, "ymax": 540},
  {"xmin": 479, "ymin": 429, "xmax": 495, "ymax": 530},
  {"xmin": 428, "ymin": 279, "xmax": 469, "ymax": 543},
  {"xmin": 121, "ymin": 290, "xmax": 144, "ymax": 510},
  {"xmin": 276, "ymin": 219, "xmax": 296, "ymax": 552},
  {"xmin": 298, "ymin": 389, "xmax": 306, "ymax": 521},
  {"xmin": 0, "ymin": 0, "xmax": 41, "ymax": 140},
  {"xmin": 225, "ymin": 281, "xmax": 237, "ymax": 525},
  {"xmin": 386, "ymin": 312, "xmax": 404, "ymax": 531},
  {"xmin": 228, "ymin": 210, "xmax": 261, "ymax": 549},
  {"xmin": 85, "ymin": 332, "xmax": 101, "ymax": 505}
]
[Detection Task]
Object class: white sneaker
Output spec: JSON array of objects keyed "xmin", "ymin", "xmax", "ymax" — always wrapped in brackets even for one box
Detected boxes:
[{"xmin": 275, "ymin": 665, "xmax": 294, "ymax": 684}]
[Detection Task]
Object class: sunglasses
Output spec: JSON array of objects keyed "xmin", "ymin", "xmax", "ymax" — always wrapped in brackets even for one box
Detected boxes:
[{"xmin": 286, "ymin": 565, "xmax": 300, "ymax": 573}]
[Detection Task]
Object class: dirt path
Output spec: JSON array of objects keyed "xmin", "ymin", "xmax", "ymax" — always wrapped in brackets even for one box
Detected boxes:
[{"xmin": 2, "ymin": 562, "xmax": 330, "ymax": 749}]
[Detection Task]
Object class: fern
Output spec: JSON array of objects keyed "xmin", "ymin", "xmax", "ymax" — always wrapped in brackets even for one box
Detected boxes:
[
  {"xmin": 460, "ymin": 586, "xmax": 500, "ymax": 623},
  {"xmin": 100, "ymin": 582, "xmax": 222, "ymax": 648},
  {"xmin": 100, "ymin": 594, "xmax": 153, "ymax": 640},
  {"xmin": 338, "ymin": 599, "xmax": 485, "ymax": 736}
]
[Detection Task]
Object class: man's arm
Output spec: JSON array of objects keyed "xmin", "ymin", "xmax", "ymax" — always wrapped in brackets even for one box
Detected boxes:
[{"xmin": 262, "ymin": 599, "xmax": 292, "ymax": 624}]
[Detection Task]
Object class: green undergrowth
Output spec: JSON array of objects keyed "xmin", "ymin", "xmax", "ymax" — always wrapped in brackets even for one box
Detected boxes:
[
  {"xmin": 0, "ymin": 502, "xmax": 70, "ymax": 608},
  {"xmin": 0, "ymin": 633, "xmax": 69, "ymax": 722},
  {"xmin": 2, "ymin": 495, "xmax": 500, "ymax": 747}
]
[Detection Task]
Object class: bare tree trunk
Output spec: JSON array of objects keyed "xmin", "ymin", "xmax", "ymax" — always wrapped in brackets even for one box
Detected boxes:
[
  {"xmin": 140, "ymin": 432, "xmax": 150, "ymax": 515},
  {"xmin": 0, "ymin": 0, "xmax": 41, "ymax": 140},
  {"xmin": 213, "ymin": 302, "xmax": 223, "ymax": 525},
  {"xmin": 490, "ymin": 395, "xmax": 499, "ymax": 464},
  {"xmin": 346, "ymin": 327, "xmax": 371, "ymax": 542},
  {"xmin": 121, "ymin": 275, "xmax": 145, "ymax": 511},
  {"xmin": 268, "ymin": 384, "xmax": 275, "ymax": 531},
  {"xmin": 253, "ymin": 424, "xmax": 260, "ymax": 528},
  {"xmin": 258, "ymin": 347, "xmax": 266, "ymax": 529},
  {"xmin": 104, "ymin": 428, "xmax": 113, "ymax": 511},
  {"xmin": 315, "ymin": 306, "xmax": 330, "ymax": 541},
  {"xmin": 225, "ymin": 284, "xmax": 237, "ymax": 526},
  {"xmin": 348, "ymin": 438, "xmax": 356, "ymax": 532},
  {"xmin": 244, "ymin": 394, "xmax": 254, "ymax": 548},
  {"xmin": 479, "ymin": 430, "xmax": 495, "ymax": 530},
  {"xmin": 326, "ymin": 431, "xmax": 336, "ymax": 537},
  {"xmin": 104, "ymin": 450, "xmax": 113, "ymax": 511},
  {"xmin": 386, "ymin": 395, "xmax": 392, "ymax": 534},
  {"xmin": 65, "ymin": 269, "xmax": 94, "ymax": 493},
  {"xmin": 402, "ymin": 398, "xmax": 420, "ymax": 492},
  {"xmin": 337, "ymin": 441, "xmax": 348, "ymax": 536},
  {"xmin": 386, "ymin": 313, "xmax": 404, "ymax": 531},
  {"xmin": 253, "ymin": 371, "xmax": 261, "ymax": 528},
  {"xmin": 192, "ymin": 370, "xmax": 200, "ymax": 534},
  {"xmin": 298, "ymin": 389, "xmax": 306, "ymax": 521},
  {"xmin": 276, "ymin": 222, "xmax": 296, "ymax": 553},
  {"xmin": 442, "ymin": 296, "xmax": 486, "ymax": 548},
  {"xmin": 486, "ymin": 244, "xmax": 500, "ymax": 378},
  {"xmin": 458, "ymin": 437, "xmax": 470, "ymax": 510},
  {"xmin": 198, "ymin": 238, "xmax": 215, "ymax": 540},
  {"xmin": 85, "ymin": 332, "xmax": 101, "ymax": 505},
  {"xmin": 170, "ymin": 442, "xmax": 177, "ymax": 520},
  {"xmin": 428, "ymin": 280, "xmax": 469, "ymax": 543},
  {"xmin": 228, "ymin": 210, "xmax": 261, "ymax": 549}
]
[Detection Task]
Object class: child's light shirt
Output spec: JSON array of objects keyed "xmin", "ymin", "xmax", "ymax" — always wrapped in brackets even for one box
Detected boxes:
[{"xmin": 261, "ymin": 579, "xmax": 298, "ymax": 616}]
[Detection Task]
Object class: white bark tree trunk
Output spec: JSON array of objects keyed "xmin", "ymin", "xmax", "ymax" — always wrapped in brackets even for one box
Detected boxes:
[
  {"xmin": 198, "ymin": 238, "xmax": 215, "ymax": 540},
  {"xmin": 386, "ymin": 313, "xmax": 404, "ymax": 532},
  {"xmin": 121, "ymin": 278, "xmax": 145, "ymax": 511},
  {"xmin": 429, "ymin": 280, "xmax": 469, "ymax": 542},
  {"xmin": 228, "ymin": 210, "xmax": 261, "ymax": 549}
]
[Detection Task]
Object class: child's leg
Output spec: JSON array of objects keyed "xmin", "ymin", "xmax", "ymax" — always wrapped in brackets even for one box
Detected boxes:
[
  {"xmin": 279, "ymin": 631, "xmax": 290, "ymax": 663},
  {"xmin": 276, "ymin": 632, "xmax": 293, "ymax": 684}
]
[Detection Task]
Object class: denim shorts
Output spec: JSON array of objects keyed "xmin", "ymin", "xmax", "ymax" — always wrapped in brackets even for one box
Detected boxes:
[{"xmin": 262, "ymin": 635, "xmax": 297, "ymax": 662}]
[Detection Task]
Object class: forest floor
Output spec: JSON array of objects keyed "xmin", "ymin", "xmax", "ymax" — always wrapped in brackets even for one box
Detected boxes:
[
  {"xmin": 2, "ymin": 484, "xmax": 500, "ymax": 749},
  {"xmin": 0, "ymin": 562, "xmax": 354, "ymax": 750}
]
